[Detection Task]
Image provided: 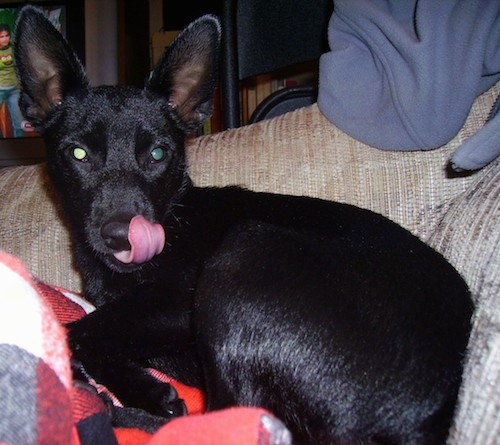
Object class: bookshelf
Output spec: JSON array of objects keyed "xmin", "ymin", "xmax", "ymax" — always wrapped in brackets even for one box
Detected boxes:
[{"xmin": 240, "ymin": 61, "xmax": 319, "ymax": 126}]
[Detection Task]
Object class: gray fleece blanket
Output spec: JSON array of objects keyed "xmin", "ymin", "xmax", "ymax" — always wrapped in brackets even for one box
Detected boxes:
[{"xmin": 318, "ymin": 0, "xmax": 500, "ymax": 170}]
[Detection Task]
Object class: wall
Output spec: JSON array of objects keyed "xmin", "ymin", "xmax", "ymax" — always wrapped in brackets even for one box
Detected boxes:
[{"xmin": 85, "ymin": 0, "xmax": 118, "ymax": 86}]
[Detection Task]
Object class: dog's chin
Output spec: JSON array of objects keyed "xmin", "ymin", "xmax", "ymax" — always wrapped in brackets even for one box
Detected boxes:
[{"xmin": 101, "ymin": 254, "xmax": 145, "ymax": 273}]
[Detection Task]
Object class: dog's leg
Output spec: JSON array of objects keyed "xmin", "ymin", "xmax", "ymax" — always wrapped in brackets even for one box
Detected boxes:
[
  {"xmin": 67, "ymin": 298, "xmax": 193, "ymax": 417},
  {"xmin": 67, "ymin": 296, "xmax": 192, "ymax": 359},
  {"xmin": 73, "ymin": 357, "xmax": 187, "ymax": 419}
]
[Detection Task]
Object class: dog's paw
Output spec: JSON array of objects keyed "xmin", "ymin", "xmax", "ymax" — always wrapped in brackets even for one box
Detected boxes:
[
  {"xmin": 91, "ymin": 380, "xmax": 186, "ymax": 432},
  {"xmin": 160, "ymin": 396, "xmax": 187, "ymax": 418},
  {"xmin": 146, "ymin": 381, "xmax": 187, "ymax": 418}
]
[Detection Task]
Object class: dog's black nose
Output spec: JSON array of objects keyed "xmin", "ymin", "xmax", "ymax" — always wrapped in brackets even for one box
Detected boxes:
[{"xmin": 101, "ymin": 220, "xmax": 132, "ymax": 251}]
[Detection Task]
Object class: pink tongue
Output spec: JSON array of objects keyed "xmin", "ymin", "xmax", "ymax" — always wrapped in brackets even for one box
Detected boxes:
[{"xmin": 113, "ymin": 215, "xmax": 165, "ymax": 264}]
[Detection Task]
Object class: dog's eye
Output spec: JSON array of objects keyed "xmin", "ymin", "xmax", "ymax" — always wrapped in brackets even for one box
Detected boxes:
[
  {"xmin": 72, "ymin": 147, "xmax": 88, "ymax": 162},
  {"xmin": 150, "ymin": 147, "xmax": 166, "ymax": 163}
]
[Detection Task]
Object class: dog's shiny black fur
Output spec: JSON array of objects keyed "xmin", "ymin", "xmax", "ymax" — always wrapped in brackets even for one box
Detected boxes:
[{"xmin": 15, "ymin": 6, "xmax": 473, "ymax": 444}]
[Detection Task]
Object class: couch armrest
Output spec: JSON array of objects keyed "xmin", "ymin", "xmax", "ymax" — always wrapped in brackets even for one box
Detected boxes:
[
  {"xmin": 429, "ymin": 159, "xmax": 499, "ymax": 444},
  {"xmin": 0, "ymin": 165, "xmax": 82, "ymax": 292}
]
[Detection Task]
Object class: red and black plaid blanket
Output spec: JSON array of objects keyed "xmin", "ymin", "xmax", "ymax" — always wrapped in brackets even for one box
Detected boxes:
[{"xmin": 0, "ymin": 251, "xmax": 287, "ymax": 445}]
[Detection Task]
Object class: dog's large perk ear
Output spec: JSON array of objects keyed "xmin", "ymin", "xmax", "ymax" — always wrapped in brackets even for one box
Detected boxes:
[
  {"xmin": 14, "ymin": 6, "xmax": 89, "ymax": 127},
  {"xmin": 146, "ymin": 15, "xmax": 220, "ymax": 131}
]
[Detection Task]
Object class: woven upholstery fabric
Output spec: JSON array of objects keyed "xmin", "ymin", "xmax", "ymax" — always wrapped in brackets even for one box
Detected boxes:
[
  {"xmin": 0, "ymin": 165, "xmax": 81, "ymax": 292},
  {"xmin": 429, "ymin": 161, "xmax": 500, "ymax": 445},
  {"xmin": 188, "ymin": 83, "xmax": 499, "ymax": 242},
  {"xmin": 0, "ymin": 82, "xmax": 498, "ymax": 444}
]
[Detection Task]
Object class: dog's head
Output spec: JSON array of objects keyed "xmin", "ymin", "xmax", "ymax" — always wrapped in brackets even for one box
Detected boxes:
[{"xmin": 14, "ymin": 6, "xmax": 220, "ymax": 273}]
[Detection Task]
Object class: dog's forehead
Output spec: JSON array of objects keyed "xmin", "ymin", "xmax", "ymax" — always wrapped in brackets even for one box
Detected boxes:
[
  {"xmin": 62, "ymin": 85, "xmax": 178, "ymax": 139},
  {"xmin": 87, "ymin": 86, "xmax": 166, "ymax": 118}
]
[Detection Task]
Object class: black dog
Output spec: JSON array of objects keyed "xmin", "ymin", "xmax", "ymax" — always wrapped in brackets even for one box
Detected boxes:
[{"xmin": 14, "ymin": 6, "xmax": 472, "ymax": 445}]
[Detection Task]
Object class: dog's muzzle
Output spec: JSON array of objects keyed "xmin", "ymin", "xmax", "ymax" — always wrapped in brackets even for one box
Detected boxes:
[{"xmin": 101, "ymin": 215, "xmax": 165, "ymax": 264}]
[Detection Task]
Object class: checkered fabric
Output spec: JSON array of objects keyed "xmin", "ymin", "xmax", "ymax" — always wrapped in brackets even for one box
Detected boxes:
[{"xmin": 0, "ymin": 251, "xmax": 287, "ymax": 445}]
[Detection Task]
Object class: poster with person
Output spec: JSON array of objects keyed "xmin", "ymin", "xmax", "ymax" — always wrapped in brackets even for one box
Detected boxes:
[{"xmin": 0, "ymin": 5, "xmax": 64, "ymax": 138}]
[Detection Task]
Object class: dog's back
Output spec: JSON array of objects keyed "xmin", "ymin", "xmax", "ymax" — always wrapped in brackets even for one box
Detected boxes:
[
  {"xmin": 14, "ymin": 6, "xmax": 473, "ymax": 445},
  {"xmin": 172, "ymin": 187, "xmax": 472, "ymax": 444}
]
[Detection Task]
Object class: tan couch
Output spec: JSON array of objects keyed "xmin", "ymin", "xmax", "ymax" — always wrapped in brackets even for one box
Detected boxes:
[{"xmin": 0, "ymin": 82, "xmax": 498, "ymax": 444}]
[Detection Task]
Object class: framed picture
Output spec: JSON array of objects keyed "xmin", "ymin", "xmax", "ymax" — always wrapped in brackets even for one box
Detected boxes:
[
  {"xmin": 0, "ymin": 0, "xmax": 83, "ymax": 139},
  {"xmin": 0, "ymin": 0, "xmax": 84, "ymax": 167}
]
